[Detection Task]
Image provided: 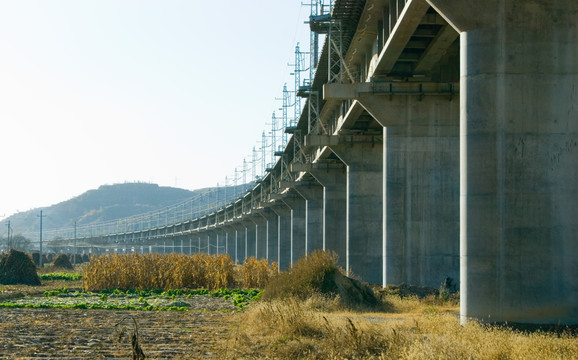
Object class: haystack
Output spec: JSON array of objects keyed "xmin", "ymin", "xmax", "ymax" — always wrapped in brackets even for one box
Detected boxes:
[
  {"xmin": 0, "ymin": 249, "xmax": 41, "ymax": 285},
  {"xmin": 263, "ymin": 250, "xmax": 379, "ymax": 309},
  {"xmin": 321, "ymin": 268, "xmax": 379, "ymax": 308},
  {"xmin": 52, "ymin": 253, "xmax": 74, "ymax": 270},
  {"xmin": 30, "ymin": 252, "xmax": 50, "ymax": 267}
]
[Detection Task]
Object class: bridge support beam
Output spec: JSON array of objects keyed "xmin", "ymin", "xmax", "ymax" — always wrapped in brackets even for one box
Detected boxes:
[
  {"xmin": 214, "ymin": 229, "xmax": 227, "ymax": 255},
  {"xmin": 251, "ymin": 215, "xmax": 268, "ymax": 260},
  {"xmin": 294, "ymin": 181, "xmax": 324, "ymax": 255},
  {"xmin": 271, "ymin": 202, "xmax": 292, "ymax": 271},
  {"xmin": 307, "ymin": 164, "xmax": 347, "ymax": 270},
  {"xmin": 232, "ymin": 223, "xmax": 245, "ymax": 264},
  {"xmin": 324, "ymin": 82, "xmax": 460, "ymax": 289},
  {"xmin": 308, "ymin": 136, "xmax": 383, "ymax": 284},
  {"xmin": 428, "ymin": 0, "xmax": 578, "ymax": 325},
  {"xmin": 231, "ymin": 224, "xmax": 244, "ymax": 264},
  {"xmin": 242, "ymin": 219, "xmax": 256, "ymax": 262},
  {"xmin": 368, "ymin": 95, "xmax": 459, "ymax": 289},
  {"xmin": 222, "ymin": 226, "xmax": 235, "ymax": 260},
  {"xmin": 282, "ymin": 190, "xmax": 307, "ymax": 266},
  {"xmin": 259, "ymin": 208, "xmax": 278, "ymax": 263}
]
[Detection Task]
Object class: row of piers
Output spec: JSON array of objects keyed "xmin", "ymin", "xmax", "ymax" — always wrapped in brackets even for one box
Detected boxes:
[{"xmin": 69, "ymin": 0, "xmax": 575, "ymax": 326}]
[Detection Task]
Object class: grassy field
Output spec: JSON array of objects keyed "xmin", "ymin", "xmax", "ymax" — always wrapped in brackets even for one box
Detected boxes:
[
  {"xmin": 222, "ymin": 294, "xmax": 577, "ymax": 359},
  {"xmin": 0, "ymin": 251, "xmax": 575, "ymax": 359}
]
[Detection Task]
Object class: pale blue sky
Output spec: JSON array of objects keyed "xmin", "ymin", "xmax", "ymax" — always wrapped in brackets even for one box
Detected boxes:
[{"xmin": 0, "ymin": 0, "xmax": 312, "ymax": 219}]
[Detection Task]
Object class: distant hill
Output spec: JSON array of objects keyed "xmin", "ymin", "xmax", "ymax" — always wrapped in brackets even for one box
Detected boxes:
[{"xmin": 0, "ymin": 182, "xmax": 248, "ymax": 237}]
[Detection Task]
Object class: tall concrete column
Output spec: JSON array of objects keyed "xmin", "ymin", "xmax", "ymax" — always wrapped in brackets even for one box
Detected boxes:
[
  {"xmin": 324, "ymin": 82, "xmax": 460, "ymax": 289},
  {"xmin": 428, "ymin": 0, "xmax": 578, "ymax": 324},
  {"xmin": 251, "ymin": 215, "xmax": 268, "ymax": 259},
  {"xmin": 294, "ymin": 181, "xmax": 324, "ymax": 254},
  {"xmin": 308, "ymin": 136, "xmax": 383, "ymax": 284},
  {"xmin": 231, "ymin": 225, "xmax": 241, "ymax": 263},
  {"xmin": 283, "ymin": 190, "xmax": 307, "ymax": 266},
  {"xmin": 206, "ymin": 232, "xmax": 213, "ymax": 255},
  {"xmin": 259, "ymin": 208, "xmax": 278, "ymax": 263},
  {"xmin": 214, "ymin": 229, "xmax": 227, "ymax": 255},
  {"xmin": 364, "ymin": 94, "xmax": 460, "ymax": 288},
  {"xmin": 309, "ymin": 164, "xmax": 347, "ymax": 270},
  {"xmin": 244, "ymin": 219, "xmax": 257, "ymax": 259},
  {"xmin": 223, "ymin": 226, "xmax": 235, "ymax": 259},
  {"xmin": 271, "ymin": 201, "xmax": 292, "ymax": 271},
  {"xmin": 198, "ymin": 232, "xmax": 208, "ymax": 254},
  {"xmin": 233, "ymin": 223, "xmax": 246, "ymax": 264}
]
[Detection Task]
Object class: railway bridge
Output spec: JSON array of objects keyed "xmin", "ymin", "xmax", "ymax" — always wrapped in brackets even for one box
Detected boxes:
[{"xmin": 45, "ymin": 0, "xmax": 577, "ymax": 325}]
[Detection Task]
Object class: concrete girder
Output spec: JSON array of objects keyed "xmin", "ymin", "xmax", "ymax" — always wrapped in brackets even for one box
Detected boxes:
[
  {"xmin": 374, "ymin": 0, "xmax": 431, "ymax": 76},
  {"xmin": 413, "ymin": 23, "xmax": 458, "ymax": 74}
]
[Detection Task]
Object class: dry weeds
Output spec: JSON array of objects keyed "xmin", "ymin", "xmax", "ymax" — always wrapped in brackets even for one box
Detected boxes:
[
  {"xmin": 237, "ymin": 257, "xmax": 278, "ymax": 289},
  {"xmin": 83, "ymin": 253, "xmax": 237, "ymax": 291},
  {"xmin": 222, "ymin": 294, "xmax": 577, "ymax": 359}
]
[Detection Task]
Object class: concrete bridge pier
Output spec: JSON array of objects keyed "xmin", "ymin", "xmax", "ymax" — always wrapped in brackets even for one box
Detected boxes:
[
  {"xmin": 251, "ymin": 215, "xmax": 268, "ymax": 259},
  {"xmin": 230, "ymin": 224, "xmax": 244, "ymax": 263},
  {"xmin": 428, "ymin": 0, "xmax": 578, "ymax": 324},
  {"xmin": 282, "ymin": 190, "xmax": 307, "ymax": 266},
  {"xmin": 214, "ymin": 229, "xmax": 226, "ymax": 255},
  {"xmin": 223, "ymin": 226, "xmax": 235, "ymax": 259},
  {"xmin": 241, "ymin": 219, "xmax": 255, "ymax": 262},
  {"xmin": 271, "ymin": 202, "xmax": 292, "ymax": 270},
  {"xmin": 233, "ymin": 224, "xmax": 246, "ymax": 264},
  {"xmin": 318, "ymin": 137, "xmax": 383, "ymax": 285},
  {"xmin": 308, "ymin": 164, "xmax": 347, "ymax": 269},
  {"xmin": 294, "ymin": 181, "xmax": 324, "ymax": 255},
  {"xmin": 244, "ymin": 219, "xmax": 257, "ymax": 259},
  {"xmin": 258, "ymin": 208, "xmax": 278, "ymax": 263},
  {"xmin": 360, "ymin": 93, "xmax": 460, "ymax": 289},
  {"xmin": 198, "ymin": 233, "xmax": 207, "ymax": 254},
  {"xmin": 206, "ymin": 232, "xmax": 213, "ymax": 255},
  {"xmin": 193, "ymin": 234, "xmax": 201, "ymax": 254}
]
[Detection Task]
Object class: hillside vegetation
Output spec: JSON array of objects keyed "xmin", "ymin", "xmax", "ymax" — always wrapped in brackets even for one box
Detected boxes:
[{"xmin": 0, "ymin": 182, "xmax": 247, "ymax": 236}]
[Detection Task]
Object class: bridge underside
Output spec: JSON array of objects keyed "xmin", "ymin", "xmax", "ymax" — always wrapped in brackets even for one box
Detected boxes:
[{"xmin": 65, "ymin": 0, "xmax": 576, "ymax": 326}]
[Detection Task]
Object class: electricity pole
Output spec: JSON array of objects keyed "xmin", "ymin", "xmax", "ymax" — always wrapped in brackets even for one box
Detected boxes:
[
  {"xmin": 73, "ymin": 221, "xmax": 77, "ymax": 265},
  {"xmin": 38, "ymin": 210, "xmax": 46, "ymax": 268},
  {"xmin": 5, "ymin": 220, "xmax": 11, "ymax": 250}
]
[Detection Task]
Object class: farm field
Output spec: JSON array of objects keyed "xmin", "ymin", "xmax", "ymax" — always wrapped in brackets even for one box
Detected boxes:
[
  {"xmin": 0, "ymin": 279, "xmax": 240, "ymax": 359},
  {"xmin": 0, "ymin": 252, "xmax": 576, "ymax": 359}
]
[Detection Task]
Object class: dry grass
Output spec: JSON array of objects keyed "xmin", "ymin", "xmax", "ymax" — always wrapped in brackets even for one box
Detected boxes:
[
  {"xmin": 237, "ymin": 257, "xmax": 278, "ymax": 289},
  {"xmin": 83, "ymin": 253, "xmax": 236, "ymax": 291},
  {"xmin": 83, "ymin": 253, "xmax": 280, "ymax": 291},
  {"xmin": 222, "ymin": 294, "xmax": 577, "ymax": 359},
  {"xmin": 263, "ymin": 250, "xmax": 339, "ymax": 300},
  {"xmin": 219, "ymin": 251, "xmax": 576, "ymax": 359}
]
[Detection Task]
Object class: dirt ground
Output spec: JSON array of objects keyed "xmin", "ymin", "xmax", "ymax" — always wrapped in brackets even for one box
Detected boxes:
[
  {"xmin": 0, "ymin": 281, "xmax": 238, "ymax": 359},
  {"xmin": 0, "ymin": 306, "xmax": 236, "ymax": 359}
]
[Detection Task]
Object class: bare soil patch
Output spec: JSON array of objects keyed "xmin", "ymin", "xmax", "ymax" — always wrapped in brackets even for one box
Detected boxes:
[{"xmin": 0, "ymin": 305, "xmax": 235, "ymax": 359}]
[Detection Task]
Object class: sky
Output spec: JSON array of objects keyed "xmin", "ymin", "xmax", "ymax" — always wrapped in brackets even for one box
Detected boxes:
[{"xmin": 0, "ymin": 0, "xmax": 312, "ymax": 219}]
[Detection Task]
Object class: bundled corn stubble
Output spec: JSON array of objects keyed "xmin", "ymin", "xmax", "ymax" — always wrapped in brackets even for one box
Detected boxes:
[{"xmin": 83, "ymin": 253, "xmax": 237, "ymax": 291}]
